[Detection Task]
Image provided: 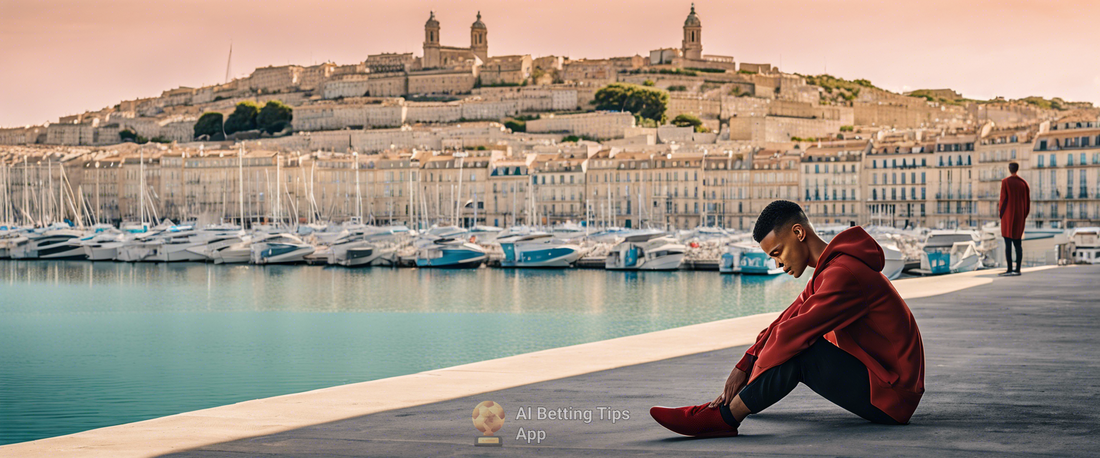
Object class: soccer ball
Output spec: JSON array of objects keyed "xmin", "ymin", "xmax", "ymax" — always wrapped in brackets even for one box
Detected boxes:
[{"xmin": 472, "ymin": 401, "xmax": 505, "ymax": 436}]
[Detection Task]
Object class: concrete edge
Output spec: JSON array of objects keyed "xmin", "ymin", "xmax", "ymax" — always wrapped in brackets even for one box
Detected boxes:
[{"xmin": 0, "ymin": 266, "xmax": 1059, "ymax": 458}]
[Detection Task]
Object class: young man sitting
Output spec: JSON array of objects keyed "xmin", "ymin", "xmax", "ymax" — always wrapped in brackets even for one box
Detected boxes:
[{"xmin": 650, "ymin": 200, "xmax": 926, "ymax": 437}]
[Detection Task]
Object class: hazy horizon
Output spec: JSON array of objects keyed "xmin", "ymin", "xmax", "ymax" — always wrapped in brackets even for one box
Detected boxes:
[{"xmin": 2, "ymin": 0, "xmax": 1097, "ymax": 128}]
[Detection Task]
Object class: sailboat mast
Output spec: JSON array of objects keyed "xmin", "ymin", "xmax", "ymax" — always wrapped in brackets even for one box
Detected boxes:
[{"xmin": 238, "ymin": 146, "xmax": 244, "ymax": 228}]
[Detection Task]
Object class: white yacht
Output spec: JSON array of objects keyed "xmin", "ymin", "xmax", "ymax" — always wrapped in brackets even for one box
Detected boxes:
[
  {"xmin": 140, "ymin": 224, "xmax": 208, "ymax": 262},
  {"xmin": 468, "ymin": 225, "xmax": 503, "ymax": 244},
  {"xmin": 1070, "ymin": 227, "xmax": 1100, "ymax": 264},
  {"xmin": 326, "ymin": 227, "xmax": 399, "ymax": 267},
  {"xmin": 0, "ymin": 227, "xmax": 30, "ymax": 259},
  {"xmin": 250, "ymin": 233, "xmax": 315, "ymax": 264},
  {"xmin": 210, "ymin": 237, "xmax": 253, "ymax": 264},
  {"xmin": 115, "ymin": 231, "xmax": 163, "ymax": 262},
  {"xmin": 605, "ymin": 231, "xmax": 686, "ymax": 271},
  {"xmin": 184, "ymin": 225, "xmax": 250, "ymax": 262},
  {"xmin": 918, "ymin": 230, "xmax": 983, "ymax": 275},
  {"xmin": 498, "ymin": 232, "xmax": 585, "ymax": 268},
  {"xmin": 719, "ymin": 241, "xmax": 783, "ymax": 275},
  {"xmin": 415, "ymin": 237, "xmax": 487, "ymax": 268},
  {"xmin": 115, "ymin": 220, "xmax": 178, "ymax": 262},
  {"xmin": 80, "ymin": 228, "xmax": 128, "ymax": 261},
  {"xmin": 10, "ymin": 228, "xmax": 87, "ymax": 260}
]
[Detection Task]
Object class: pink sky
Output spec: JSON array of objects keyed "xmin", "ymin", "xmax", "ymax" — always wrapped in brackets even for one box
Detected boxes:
[{"xmin": 1, "ymin": 0, "xmax": 1097, "ymax": 128}]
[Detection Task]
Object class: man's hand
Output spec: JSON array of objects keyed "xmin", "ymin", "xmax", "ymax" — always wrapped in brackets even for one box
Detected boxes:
[{"xmin": 709, "ymin": 367, "xmax": 748, "ymax": 409}]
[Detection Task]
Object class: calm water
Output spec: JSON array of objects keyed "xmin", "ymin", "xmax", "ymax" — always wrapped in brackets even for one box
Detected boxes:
[{"xmin": 0, "ymin": 260, "xmax": 808, "ymax": 445}]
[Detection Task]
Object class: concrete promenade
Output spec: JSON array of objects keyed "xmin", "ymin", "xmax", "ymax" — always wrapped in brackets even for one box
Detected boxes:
[{"xmin": 3, "ymin": 265, "xmax": 1096, "ymax": 456}]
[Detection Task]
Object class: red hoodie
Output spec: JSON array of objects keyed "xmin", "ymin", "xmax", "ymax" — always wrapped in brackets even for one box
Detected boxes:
[
  {"xmin": 999, "ymin": 174, "xmax": 1030, "ymax": 239},
  {"xmin": 734, "ymin": 226, "xmax": 925, "ymax": 424}
]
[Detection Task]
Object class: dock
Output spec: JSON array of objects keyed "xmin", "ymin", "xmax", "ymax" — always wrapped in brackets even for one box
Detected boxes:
[{"xmin": 5, "ymin": 265, "xmax": 1094, "ymax": 457}]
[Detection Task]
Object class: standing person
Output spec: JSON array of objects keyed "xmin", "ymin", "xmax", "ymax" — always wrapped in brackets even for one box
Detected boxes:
[
  {"xmin": 999, "ymin": 162, "xmax": 1030, "ymax": 276},
  {"xmin": 649, "ymin": 200, "xmax": 925, "ymax": 437}
]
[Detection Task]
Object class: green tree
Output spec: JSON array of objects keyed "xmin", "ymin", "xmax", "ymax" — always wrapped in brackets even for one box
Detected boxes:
[
  {"xmin": 224, "ymin": 101, "xmax": 261, "ymax": 135},
  {"xmin": 119, "ymin": 128, "xmax": 148, "ymax": 144},
  {"xmin": 503, "ymin": 119, "xmax": 526, "ymax": 132},
  {"xmin": 257, "ymin": 100, "xmax": 293, "ymax": 134},
  {"xmin": 671, "ymin": 114, "xmax": 708, "ymax": 133},
  {"xmin": 593, "ymin": 83, "xmax": 669, "ymax": 124},
  {"xmin": 643, "ymin": 79, "xmax": 655, "ymax": 87},
  {"xmin": 193, "ymin": 112, "xmax": 224, "ymax": 139}
]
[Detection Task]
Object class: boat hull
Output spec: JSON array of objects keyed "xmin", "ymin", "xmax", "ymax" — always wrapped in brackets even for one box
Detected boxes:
[
  {"xmin": 252, "ymin": 245, "xmax": 315, "ymax": 265},
  {"xmin": 83, "ymin": 245, "xmax": 120, "ymax": 261},
  {"xmin": 416, "ymin": 248, "xmax": 486, "ymax": 268},
  {"xmin": 500, "ymin": 245, "xmax": 582, "ymax": 268}
]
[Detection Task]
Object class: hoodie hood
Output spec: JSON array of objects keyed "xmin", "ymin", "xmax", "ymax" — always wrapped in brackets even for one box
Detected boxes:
[{"xmin": 813, "ymin": 226, "xmax": 885, "ymax": 279}]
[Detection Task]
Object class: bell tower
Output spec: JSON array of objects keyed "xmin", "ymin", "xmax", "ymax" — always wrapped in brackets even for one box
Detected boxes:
[
  {"xmin": 423, "ymin": 11, "xmax": 441, "ymax": 68},
  {"xmin": 682, "ymin": 3, "xmax": 702, "ymax": 60},
  {"xmin": 470, "ymin": 11, "xmax": 488, "ymax": 62}
]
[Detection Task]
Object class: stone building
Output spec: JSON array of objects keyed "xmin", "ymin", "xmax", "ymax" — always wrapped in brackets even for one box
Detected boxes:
[
  {"xmin": 800, "ymin": 140, "xmax": 869, "ymax": 226},
  {"xmin": 1028, "ymin": 114, "xmax": 1100, "ymax": 228},
  {"xmin": 526, "ymin": 112, "xmax": 635, "ymax": 140}
]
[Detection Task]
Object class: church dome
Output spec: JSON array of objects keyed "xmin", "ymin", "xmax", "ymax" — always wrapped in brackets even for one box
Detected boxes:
[
  {"xmin": 425, "ymin": 11, "xmax": 439, "ymax": 28},
  {"xmin": 471, "ymin": 11, "xmax": 487, "ymax": 29},
  {"xmin": 684, "ymin": 4, "xmax": 701, "ymax": 27}
]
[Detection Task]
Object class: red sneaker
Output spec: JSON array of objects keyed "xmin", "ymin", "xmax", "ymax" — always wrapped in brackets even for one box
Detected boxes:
[{"xmin": 650, "ymin": 402, "xmax": 739, "ymax": 437}]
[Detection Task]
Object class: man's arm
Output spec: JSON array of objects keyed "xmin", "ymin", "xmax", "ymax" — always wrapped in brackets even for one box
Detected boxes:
[
  {"xmin": 735, "ymin": 289, "xmax": 808, "ymax": 374},
  {"xmin": 750, "ymin": 265, "xmax": 871, "ymax": 377},
  {"xmin": 999, "ymin": 179, "xmax": 1008, "ymax": 218},
  {"xmin": 1023, "ymin": 181, "xmax": 1030, "ymax": 218}
]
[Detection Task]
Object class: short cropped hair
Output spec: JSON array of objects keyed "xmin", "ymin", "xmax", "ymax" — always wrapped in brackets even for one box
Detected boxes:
[
  {"xmin": 1008, "ymin": 161, "xmax": 1019, "ymax": 173},
  {"xmin": 753, "ymin": 200, "xmax": 808, "ymax": 243}
]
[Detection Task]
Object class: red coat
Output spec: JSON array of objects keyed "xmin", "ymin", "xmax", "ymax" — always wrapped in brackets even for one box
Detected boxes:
[
  {"xmin": 999, "ymin": 175, "xmax": 1030, "ymax": 239},
  {"xmin": 735, "ymin": 227, "xmax": 925, "ymax": 424}
]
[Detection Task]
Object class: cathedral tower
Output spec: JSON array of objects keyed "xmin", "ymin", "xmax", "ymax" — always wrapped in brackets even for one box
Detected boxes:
[
  {"xmin": 682, "ymin": 4, "xmax": 702, "ymax": 60},
  {"xmin": 470, "ymin": 11, "xmax": 488, "ymax": 62},
  {"xmin": 423, "ymin": 11, "xmax": 441, "ymax": 68}
]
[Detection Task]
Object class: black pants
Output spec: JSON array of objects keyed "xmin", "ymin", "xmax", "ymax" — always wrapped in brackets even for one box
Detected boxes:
[
  {"xmin": 738, "ymin": 338, "xmax": 902, "ymax": 425},
  {"xmin": 1004, "ymin": 237, "xmax": 1023, "ymax": 272}
]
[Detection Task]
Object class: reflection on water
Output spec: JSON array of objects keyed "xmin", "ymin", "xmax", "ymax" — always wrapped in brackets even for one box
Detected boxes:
[{"xmin": 0, "ymin": 261, "xmax": 808, "ymax": 445}]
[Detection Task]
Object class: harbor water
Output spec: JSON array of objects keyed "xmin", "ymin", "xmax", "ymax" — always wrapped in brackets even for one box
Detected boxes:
[{"xmin": 0, "ymin": 260, "xmax": 808, "ymax": 445}]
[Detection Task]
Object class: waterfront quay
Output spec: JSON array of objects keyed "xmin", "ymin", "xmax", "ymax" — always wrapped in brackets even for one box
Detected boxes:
[{"xmin": 2, "ymin": 265, "xmax": 1094, "ymax": 457}]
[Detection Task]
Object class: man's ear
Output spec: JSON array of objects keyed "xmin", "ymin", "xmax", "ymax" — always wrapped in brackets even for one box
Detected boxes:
[{"xmin": 792, "ymin": 223, "xmax": 806, "ymax": 242}]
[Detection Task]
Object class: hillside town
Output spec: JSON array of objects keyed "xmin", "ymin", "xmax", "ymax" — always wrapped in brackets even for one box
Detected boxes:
[{"xmin": 1, "ymin": 6, "xmax": 1098, "ymax": 232}]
